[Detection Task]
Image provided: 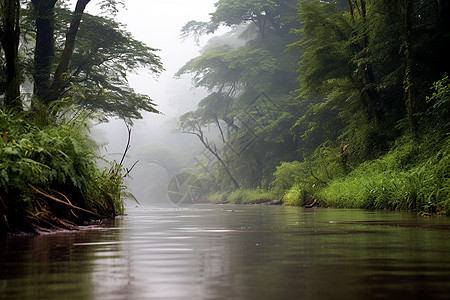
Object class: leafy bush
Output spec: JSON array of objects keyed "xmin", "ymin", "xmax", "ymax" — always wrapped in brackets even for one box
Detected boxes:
[
  {"xmin": 282, "ymin": 183, "xmax": 304, "ymax": 206},
  {"xmin": 271, "ymin": 161, "xmax": 305, "ymax": 196},
  {"xmin": 0, "ymin": 110, "xmax": 128, "ymax": 233}
]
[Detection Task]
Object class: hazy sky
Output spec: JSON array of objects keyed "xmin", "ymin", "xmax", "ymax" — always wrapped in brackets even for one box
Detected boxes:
[
  {"xmin": 112, "ymin": 0, "xmax": 216, "ymax": 107},
  {"xmin": 87, "ymin": 0, "xmax": 220, "ymax": 154},
  {"xmin": 82, "ymin": 0, "xmax": 224, "ymax": 202}
]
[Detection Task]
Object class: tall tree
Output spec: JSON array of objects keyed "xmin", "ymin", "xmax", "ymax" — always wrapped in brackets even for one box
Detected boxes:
[
  {"xmin": 31, "ymin": 0, "xmax": 91, "ymax": 103},
  {"xmin": 178, "ymin": 0, "xmax": 303, "ymax": 189},
  {"xmin": 31, "ymin": 0, "xmax": 57, "ymax": 101},
  {"xmin": 48, "ymin": 0, "xmax": 90, "ymax": 103},
  {"xmin": 1, "ymin": 0, "xmax": 162, "ymax": 122},
  {"xmin": 0, "ymin": 0, "xmax": 21, "ymax": 110}
]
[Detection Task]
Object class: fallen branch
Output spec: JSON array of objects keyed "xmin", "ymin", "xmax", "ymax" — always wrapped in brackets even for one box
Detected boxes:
[
  {"xmin": 50, "ymin": 188, "xmax": 79, "ymax": 218},
  {"xmin": 28, "ymin": 184, "xmax": 103, "ymax": 218}
]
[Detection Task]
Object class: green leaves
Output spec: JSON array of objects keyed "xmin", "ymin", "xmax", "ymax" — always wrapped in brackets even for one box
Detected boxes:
[
  {"xmin": 212, "ymin": 0, "xmax": 299, "ymax": 36},
  {"xmin": 426, "ymin": 74, "xmax": 450, "ymax": 121},
  {"xmin": 0, "ymin": 110, "xmax": 92, "ymax": 198},
  {"xmin": 177, "ymin": 0, "xmax": 303, "ymax": 191},
  {"xmin": 62, "ymin": 12, "xmax": 163, "ymax": 123},
  {"xmin": 3, "ymin": 2, "xmax": 163, "ymax": 123},
  {"xmin": 0, "ymin": 108, "xmax": 131, "ymax": 219}
]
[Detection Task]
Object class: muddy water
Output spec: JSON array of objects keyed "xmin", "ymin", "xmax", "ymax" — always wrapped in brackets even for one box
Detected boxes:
[{"xmin": 1, "ymin": 204, "xmax": 450, "ymax": 300}]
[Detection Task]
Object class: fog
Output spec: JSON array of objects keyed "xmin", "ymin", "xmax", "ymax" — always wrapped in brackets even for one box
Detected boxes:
[{"xmin": 87, "ymin": 0, "xmax": 223, "ymax": 204}]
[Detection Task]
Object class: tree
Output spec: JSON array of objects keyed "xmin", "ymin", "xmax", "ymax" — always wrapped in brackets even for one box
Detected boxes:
[
  {"xmin": 178, "ymin": 3, "xmax": 303, "ymax": 189},
  {"xmin": 31, "ymin": 0, "xmax": 57, "ymax": 101},
  {"xmin": 288, "ymin": 1, "xmax": 405, "ymax": 160},
  {"xmin": 58, "ymin": 12, "xmax": 163, "ymax": 121},
  {"xmin": 180, "ymin": 1, "xmax": 351, "ymax": 190},
  {"xmin": 48, "ymin": 0, "xmax": 91, "ymax": 103},
  {"xmin": 1, "ymin": 0, "xmax": 163, "ymax": 123},
  {"xmin": 0, "ymin": 0, "xmax": 21, "ymax": 110},
  {"xmin": 178, "ymin": 110, "xmax": 241, "ymax": 189},
  {"xmin": 181, "ymin": 0, "xmax": 301, "ymax": 41}
]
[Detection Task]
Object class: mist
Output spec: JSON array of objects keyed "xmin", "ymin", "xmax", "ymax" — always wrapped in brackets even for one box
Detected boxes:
[{"xmin": 86, "ymin": 0, "xmax": 223, "ymax": 205}]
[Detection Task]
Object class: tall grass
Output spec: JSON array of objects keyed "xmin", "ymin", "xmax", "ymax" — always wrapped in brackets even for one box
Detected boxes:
[
  {"xmin": 282, "ymin": 183, "xmax": 305, "ymax": 206},
  {"xmin": 207, "ymin": 188, "xmax": 275, "ymax": 204},
  {"xmin": 319, "ymin": 134, "xmax": 450, "ymax": 213}
]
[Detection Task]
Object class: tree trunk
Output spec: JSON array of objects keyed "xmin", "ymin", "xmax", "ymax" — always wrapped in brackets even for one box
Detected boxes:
[
  {"xmin": 404, "ymin": 0, "xmax": 417, "ymax": 134},
  {"xmin": 47, "ymin": 0, "xmax": 91, "ymax": 103},
  {"xmin": 1, "ymin": 0, "xmax": 21, "ymax": 110},
  {"xmin": 437, "ymin": 0, "xmax": 450, "ymax": 28},
  {"xmin": 347, "ymin": 0, "xmax": 382, "ymax": 125},
  {"xmin": 199, "ymin": 135, "xmax": 240, "ymax": 189},
  {"xmin": 32, "ymin": 0, "xmax": 57, "ymax": 102}
]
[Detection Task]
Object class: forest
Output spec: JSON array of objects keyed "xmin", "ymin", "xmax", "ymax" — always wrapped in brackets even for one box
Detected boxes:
[
  {"xmin": 0, "ymin": 0, "xmax": 163, "ymax": 234},
  {"xmin": 176, "ymin": 0, "xmax": 450, "ymax": 214},
  {"xmin": 1, "ymin": 0, "xmax": 450, "ymax": 235}
]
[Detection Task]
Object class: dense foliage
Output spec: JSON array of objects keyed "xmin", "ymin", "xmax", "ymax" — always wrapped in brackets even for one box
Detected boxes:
[
  {"xmin": 2, "ymin": 0, "xmax": 163, "ymax": 122},
  {"xmin": 0, "ymin": 109, "xmax": 130, "ymax": 233},
  {"xmin": 178, "ymin": 0, "xmax": 450, "ymax": 214},
  {"xmin": 0, "ymin": 0, "xmax": 161, "ymax": 234}
]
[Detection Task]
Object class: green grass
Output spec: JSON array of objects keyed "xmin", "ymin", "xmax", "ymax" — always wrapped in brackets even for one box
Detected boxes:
[
  {"xmin": 318, "ymin": 134, "xmax": 450, "ymax": 213},
  {"xmin": 207, "ymin": 188, "xmax": 276, "ymax": 204},
  {"xmin": 282, "ymin": 183, "xmax": 305, "ymax": 206}
]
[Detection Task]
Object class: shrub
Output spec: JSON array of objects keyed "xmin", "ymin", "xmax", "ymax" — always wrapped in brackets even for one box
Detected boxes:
[
  {"xmin": 0, "ymin": 110, "xmax": 128, "ymax": 233},
  {"xmin": 283, "ymin": 183, "xmax": 304, "ymax": 206}
]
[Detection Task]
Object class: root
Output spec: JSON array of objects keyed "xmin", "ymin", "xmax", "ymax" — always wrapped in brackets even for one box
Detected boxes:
[
  {"xmin": 28, "ymin": 184, "xmax": 103, "ymax": 218},
  {"xmin": 23, "ymin": 184, "xmax": 109, "ymax": 234}
]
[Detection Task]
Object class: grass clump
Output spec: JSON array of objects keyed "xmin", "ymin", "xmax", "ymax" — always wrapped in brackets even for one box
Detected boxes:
[
  {"xmin": 207, "ymin": 189, "xmax": 276, "ymax": 204},
  {"xmin": 318, "ymin": 133, "xmax": 450, "ymax": 213},
  {"xmin": 282, "ymin": 183, "xmax": 305, "ymax": 206},
  {"xmin": 227, "ymin": 188, "xmax": 275, "ymax": 204}
]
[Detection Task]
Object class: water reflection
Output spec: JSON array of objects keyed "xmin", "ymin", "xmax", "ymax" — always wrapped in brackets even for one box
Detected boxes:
[{"xmin": 1, "ymin": 205, "xmax": 450, "ymax": 299}]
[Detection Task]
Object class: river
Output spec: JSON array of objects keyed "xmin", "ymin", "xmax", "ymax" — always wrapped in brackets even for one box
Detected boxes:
[{"xmin": 1, "ymin": 204, "xmax": 450, "ymax": 300}]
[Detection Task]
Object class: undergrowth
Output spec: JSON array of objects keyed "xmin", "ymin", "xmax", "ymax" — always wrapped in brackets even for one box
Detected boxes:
[
  {"xmin": 0, "ymin": 110, "xmax": 129, "ymax": 234},
  {"xmin": 208, "ymin": 188, "xmax": 275, "ymax": 204},
  {"xmin": 319, "ymin": 133, "xmax": 450, "ymax": 213},
  {"xmin": 272, "ymin": 75, "xmax": 450, "ymax": 214}
]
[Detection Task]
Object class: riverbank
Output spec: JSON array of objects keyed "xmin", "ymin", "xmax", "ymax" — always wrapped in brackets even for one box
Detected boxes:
[
  {"xmin": 318, "ymin": 133, "xmax": 450, "ymax": 214},
  {"xmin": 0, "ymin": 111, "xmax": 127, "ymax": 235},
  {"xmin": 205, "ymin": 128, "xmax": 450, "ymax": 215}
]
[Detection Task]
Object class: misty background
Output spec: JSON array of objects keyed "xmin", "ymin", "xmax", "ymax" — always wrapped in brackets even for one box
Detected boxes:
[{"xmin": 86, "ymin": 0, "xmax": 223, "ymax": 204}]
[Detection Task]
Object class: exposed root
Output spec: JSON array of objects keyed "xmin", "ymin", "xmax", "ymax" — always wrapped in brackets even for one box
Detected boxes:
[
  {"xmin": 0, "ymin": 196, "xmax": 9, "ymax": 230},
  {"xmin": 22, "ymin": 184, "xmax": 110, "ymax": 234},
  {"xmin": 28, "ymin": 184, "xmax": 103, "ymax": 218}
]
